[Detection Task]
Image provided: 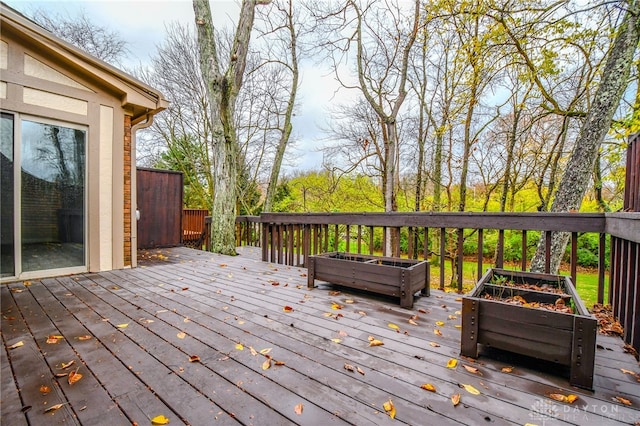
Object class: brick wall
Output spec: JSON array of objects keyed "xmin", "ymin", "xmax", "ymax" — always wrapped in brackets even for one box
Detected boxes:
[{"xmin": 123, "ymin": 115, "xmax": 132, "ymax": 266}]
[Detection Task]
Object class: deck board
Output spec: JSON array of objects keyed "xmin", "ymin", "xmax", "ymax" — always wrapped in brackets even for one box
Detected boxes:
[{"xmin": 2, "ymin": 246, "xmax": 639, "ymax": 425}]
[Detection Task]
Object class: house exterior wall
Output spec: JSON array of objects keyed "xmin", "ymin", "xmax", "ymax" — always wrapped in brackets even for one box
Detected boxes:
[{"xmin": 1, "ymin": 30, "xmax": 130, "ymax": 274}]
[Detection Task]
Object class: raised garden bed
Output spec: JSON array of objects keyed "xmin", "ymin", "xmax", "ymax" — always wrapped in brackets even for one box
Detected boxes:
[
  {"xmin": 461, "ymin": 268, "xmax": 597, "ymax": 390},
  {"xmin": 307, "ymin": 252, "xmax": 429, "ymax": 309}
]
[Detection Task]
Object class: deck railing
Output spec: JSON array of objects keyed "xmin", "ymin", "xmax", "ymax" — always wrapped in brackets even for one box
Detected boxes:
[
  {"xmin": 182, "ymin": 209, "xmax": 209, "ymax": 248},
  {"xmin": 233, "ymin": 211, "xmax": 639, "ymax": 354}
]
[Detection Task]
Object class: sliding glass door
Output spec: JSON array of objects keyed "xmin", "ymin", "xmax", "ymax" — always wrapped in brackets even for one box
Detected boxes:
[{"xmin": 1, "ymin": 113, "xmax": 87, "ymax": 279}]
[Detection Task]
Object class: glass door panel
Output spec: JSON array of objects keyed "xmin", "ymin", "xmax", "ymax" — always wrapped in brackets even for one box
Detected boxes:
[
  {"xmin": 0, "ymin": 113, "xmax": 14, "ymax": 277},
  {"xmin": 20, "ymin": 120, "xmax": 86, "ymax": 272}
]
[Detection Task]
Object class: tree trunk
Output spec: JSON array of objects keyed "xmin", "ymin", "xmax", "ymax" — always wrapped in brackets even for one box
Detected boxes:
[
  {"xmin": 530, "ymin": 0, "xmax": 640, "ymax": 273},
  {"xmin": 193, "ymin": 0, "xmax": 264, "ymax": 255},
  {"xmin": 263, "ymin": 0, "xmax": 298, "ymax": 213}
]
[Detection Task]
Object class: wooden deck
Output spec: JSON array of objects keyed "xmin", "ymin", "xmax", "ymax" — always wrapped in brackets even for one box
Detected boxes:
[{"xmin": 1, "ymin": 246, "xmax": 639, "ymax": 425}]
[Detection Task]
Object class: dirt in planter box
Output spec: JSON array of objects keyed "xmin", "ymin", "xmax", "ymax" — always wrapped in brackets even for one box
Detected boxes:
[
  {"xmin": 481, "ymin": 293, "xmax": 575, "ymax": 314},
  {"xmin": 489, "ymin": 276, "xmax": 567, "ymax": 294}
]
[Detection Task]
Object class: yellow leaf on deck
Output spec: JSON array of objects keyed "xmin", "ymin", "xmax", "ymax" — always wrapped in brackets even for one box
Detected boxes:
[
  {"xmin": 460, "ymin": 383, "xmax": 480, "ymax": 395},
  {"xmin": 294, "ymin": 403, "xmax": 304, "ymax": 415},
  {"xmin": 235, "ymin": 343, "xmax": 244, "ymax": 351},
  {"xmin": 429, "ymin": 342, "xmax": 440, "ymax": 347},
  {"xmin": 189, "ymin": 355, "xmax": 200, "ymax": 363},
  {"xmin": 46, "ymin": 337, "xmax": 59, "ymax": 344},
  {"xmin": 382, "ymin": 399, "xmax": 396, "ymax": 419},
  {"xmin": 68, "ymin": 369, "xmax": 82, "ymax": 385},
  {"xmin": 151, "ymin": 414, "xmax": 170, "ymax": 425},
  {"xmin": 61, "ymin": 360, "xmax": 75, "ymax": 369},
  {"xmin": 462, "ymin": 365, "xmax": 482, "ymax": 375},
  {"xmin": 434, "ymin": 329, "xmax": 443, "ymax": 336},
  {"xmin": 44, "ymin": 403, "xmax": 66, "ymax": 413},
  {"xmin": 451, "ymin": 393, "xmax": 461, "ymax": 406},
  {"xmin": 8, "ymin": 341, "xmax": 24, "ymax": 349},
  {"xmin": 369, "ymin": 339, "xmax": 384, "ymax": 347},
  {"xmin": 357, "ymin": 366, "xmax": 365, "ymax": 375},
  {"xmin": 345, "ymin": 299, "xmax": 354, "ymax": 304},
  {"xmin": 454, "ymin": 325, "xmax": 462, "ymax": 329},
  {"xmin": 421, "ymin": 383, "xmax": 436, "ymax": 392},
  {"xmin": 408, "ymin": 319, "xmax": 418, "ymax": 326},
  {"xmin": 446, "ymin": 359, "xmax": 458, "ymax": 369},
  {"xmin": 388, "ymin": 323, "xmax": 400, "ymax": 330},
  {"xmin": 283, "ymin": 306, "xmax": 294, "ymax": 313},
  {"xmin": 615, "ymin": 396, "xmax": 632, "ymax": 406},
  {"xmin": 262, "ymin": 358, "xmax": 271, "ymax": 370},
  {"xmin": 455, "ymin": 297, "xmax": 463, "ymax": 302},
  {"xmin": 566, "ymin": 394, "xmax": 579, "ymax": 404},
  {"xmin": 501, "ymin": 366, "xmax": 513, "ymax": 373},
  {"xmin": 77, "ymin": 335, "xmax": 92, "ymax": 341},
  {"xmin": 331, "ymin": 303, "xmax": 343, "ymax": 310},
  {"xmin": 331, "ymin": 338, "xmax": 342, "ymax": 343},
  {"xmin": 548, "ymin": 393, "xmax": 577, "ymax": 403},
  {"xmin": 39, "ymin": 385, "xmax": 51, "ymax": 394},
  {"xmin": 436, "ymin": 321, "xmax": 445, "ymax": 326},
  {"xmin": 116, "ymin": 323, "xmax": 129, "ymax": 329},
  {"xmin": 249, "ymin": 346, "xmax": 258, "ymax": 356},
  {"xmin": 448, "ymin": 315, "xmax": 457, "ymax": 320},
  {"xmin": 259, "ymin": 348, "xmax": 272, "ymax": 355},
  {"xmin": 177, "ymin": 332, "xmax": 186, "ymax": 339}
]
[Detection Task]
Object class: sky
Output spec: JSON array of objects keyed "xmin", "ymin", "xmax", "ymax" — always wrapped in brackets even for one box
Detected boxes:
[{"xmin": 5, "ymin": 0, "xmax": 334, "ymax": 172}]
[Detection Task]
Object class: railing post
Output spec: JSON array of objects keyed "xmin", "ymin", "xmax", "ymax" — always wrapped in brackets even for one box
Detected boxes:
[{"xmin": 457, "ymin": 229, "xmax": 464, "ymax": 293}]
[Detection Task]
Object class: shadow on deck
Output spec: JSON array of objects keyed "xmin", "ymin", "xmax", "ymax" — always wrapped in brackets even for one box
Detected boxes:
[{"xmin": 1, "ymin": 246, "xmax": 639, "ymax": 425}]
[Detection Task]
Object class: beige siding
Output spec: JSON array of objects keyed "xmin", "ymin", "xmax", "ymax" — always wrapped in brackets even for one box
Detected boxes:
[
  {"xmin": 23, "ymin": 87, "xmax": 88, "ymax": 115},
  {"xmin": 99, "ymin": 105, "xmax": 114, "ymax": 271},
  {"xmin": 24, "ymin": 54, "xmax": 92, "ymax": 91},
  {"xmin": 0, "ymin": 40, "xmax": 7, "ymax": 69}
]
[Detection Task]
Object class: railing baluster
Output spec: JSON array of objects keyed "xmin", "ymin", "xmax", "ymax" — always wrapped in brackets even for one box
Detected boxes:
[
  {"xmin": 545, "ymin": 230, "xmax": 552, "ymax": 273},
  {"xmin": 521, "ymin": 230, "xmax": 527, "ymax": 271},
  {"xmin": 477, "ymin": 228, "xmax": 483, "ymax": 281},
  {"xmin": 457, "ymin": 229, "xmax": 464, "ymax": 292},
  {"xmin": 369, "ymin": 226, "xmax": 374, "ymax": 255},
  {"xmin": 439, "ymin": 228, "xmax": 446, "ymax": 290},
  {"xmin": 357, "ymin": 225, "xmax": 362, "ymax": 254},
  {"xmin": 571, "ymin": 232, "xmax": 578, "ymax": 286},
  {"xmin": 346, "ymin": 225, "xmax": 350, "ymax": 253},
  {"xmin": 496, "ymin": 229, "xmax": 504, "ymax": 269},
  {"xmin": 598, "ymin": 233, "xmax": 606, "ymax": 304}
]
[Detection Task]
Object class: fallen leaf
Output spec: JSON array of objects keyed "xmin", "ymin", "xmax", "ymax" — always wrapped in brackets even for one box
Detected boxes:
[
  {"xmin": 418, "ymin": 309, "xmax": 427, "ymax": 314},
  {"xmin": 331, "ymin": 303, "xmax": 343, "ymax": 310},
  {"xmin": 357, "ymin": 366, "xmax": 365, "ymax": 375},
  {"xmin": 46, "ymin": 337, "xmax": 59, "ymax": 344},
  {"xmin": 249, "ymin": 346, "xmax": 258, "ymax": 356},
  {"xmin": 455, "ymin": 297, "xmax": 463, "ymax": 302},
  {"xmin": 454, "ymin": 325, "xmax": 462, "ymax": 329},
  {"xmin": 219, "ymin": 263, "xmax": 228, "ymax": 267},
  {"xmin": 369, "ymin": 339, "xmax": 384, "ymax": 347},
  {"xmin": 548, "ymin": 393, "xmax": 578, "ymax": 404},
  {"xmin": 436, "ymin": 321, "xmax": 445, "ymax": 326},
  {"xmin": 455, "ymin": 310, "xmax": 462, "ymax": 315},
  {"xmin": 68, "ymin": 369, "xmax": 82, "ymax": 385},
  {"xmin": 451, "ymin": 393, "xmax": 461, "ymax": 406},
  {"xmin": 328, "ymin": 290, "xmax": 341, "ymax": 296},
  {"xmin": 434, "ymin": 329, "xmax": 442, "ymax": 336},
  {"xmin": 447, "ymin": 359, "xmax": 458, "ymax": 369},
  {"xmin": 61, "ymin": 360, "xmax": 75, "ymax": 369},
  {"xmin": 462, "ymin": 365, "xmax": 482, "ymax": 375},
  {"xmin": 116, "ymin": 323, "xmax": 129, "ymax": 329},
  {"xmin": 39, "ymin": 385, "xmax": 51, "ymax": 394},
  {"xmin": 331, "ymin": 338, "xmax": 342, "ymax": 343},
  {"xmin": 448, "ymin": 315, "xmax": 457, "ymax": 320},
  {"xmin": 344, "ymin": 363, "xmax": 355, "ymax": 372},
  {"xmin": 614, "ymin": 396, "xmax": 632, "ymax": 406},
  {"xmin": 501, "ymin": 366, "xmax": 513, "ymax": 373},
  {"xmin": 338, "ymin": 330, "xmax": 348, "ymax": 337},
  {"xmin": 566, "ymin": 394, "xmax": 579, "ymax": 404},
  {"xmin": 189, "ymin": 355, "xmax": 200, "ymax": 363},
  {"xmin": 358, "ymin": 311, "xmax": 367, "ymax": 316},
  {"xmin": 259, "ymin": 348, "xmax": 272, "ymax": 355},
  {"xmin": 274, "ymin": 360, "xmax": 285, "ymax": 366},
  {"xmin": 44, "ymin": 403, "xmax": 67, "ymax": 413},
  {"xmin": 294, "ymin": 403, "xmax": 304, "ymax": 415},
  {"xmin": 283, "ymin": 306, "xmax": 294, "ymax": 313},
  {"xmin": 429, "ymin": 342, "xmax": 440, "ymax": 347},
  {"xmin": 459, "ymin": 383, "xmax": 480, "ymax": 395},
  {"xmin": 388, "ymin": 323, "xmax": 400, "ymax": 330},
  {"xmin": 77, "ymin": 335, "xmax": 92, "ymax": 341},
  {"xmin": 151, "ymin": 414, "xmax": 170, "ymax": 425},
  {"xmin": 262, "ymin": 358, "xmax": 271, "ymax": 370},
  {"xmin": 408, "ymin": 319, "xmax": 419, "ymax": 326},
  {"xmin": 382, "ymin": 399, "xmax": 396, "ymax": 419},
  {"xmin": 235, "ymin": 343, "xmax": 244, "ymax": 350},
  {"xmin": 421, "ymin": 383, "xmax": 436, "ymax": 392},
  {"xmin": 177, "ymin": 332, "xmax": 186, "ymax": 339}
]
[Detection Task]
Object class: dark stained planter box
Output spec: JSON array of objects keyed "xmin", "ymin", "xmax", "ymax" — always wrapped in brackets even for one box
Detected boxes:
[
  {"xmin": 461, "ymin": 268, "xmax": 597, "ymax": 390},
  {"xmin": 307, "ymin": 252, "xmax": 429, "ymax": 309}
]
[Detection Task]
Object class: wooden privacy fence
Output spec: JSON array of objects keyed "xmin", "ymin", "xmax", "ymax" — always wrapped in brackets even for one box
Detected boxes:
[
  {"xmin": 182, "ymin": 209, "xmax": 209, "ymax": 249},
  {"xmin": 610, "ymin": 132, "xmax": 640, "ymax": 354}
]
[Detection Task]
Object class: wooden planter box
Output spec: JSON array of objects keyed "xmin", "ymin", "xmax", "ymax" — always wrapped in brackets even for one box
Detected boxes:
[
  {"xmin": 307, "ymin": 252, "xmax": 429, "ymax": 309},
  {"xmin": 461, "ymin": 268, "xmax": 597, "ymax": 390}
]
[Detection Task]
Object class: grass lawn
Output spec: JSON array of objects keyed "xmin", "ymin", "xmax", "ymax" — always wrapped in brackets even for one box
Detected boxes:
[{"xmin": 429, "ymin": 260, "xmax": 607, "ymax": 311}]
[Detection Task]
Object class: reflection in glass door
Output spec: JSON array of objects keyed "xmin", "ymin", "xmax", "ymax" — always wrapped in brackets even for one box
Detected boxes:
[
  {"xmin": 0, "ymin": 113, "xmax": 14, "ymax": 277},
  {"xmin": 20, "ymin": 120, "xmax": 86, "ymax": 273}
]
